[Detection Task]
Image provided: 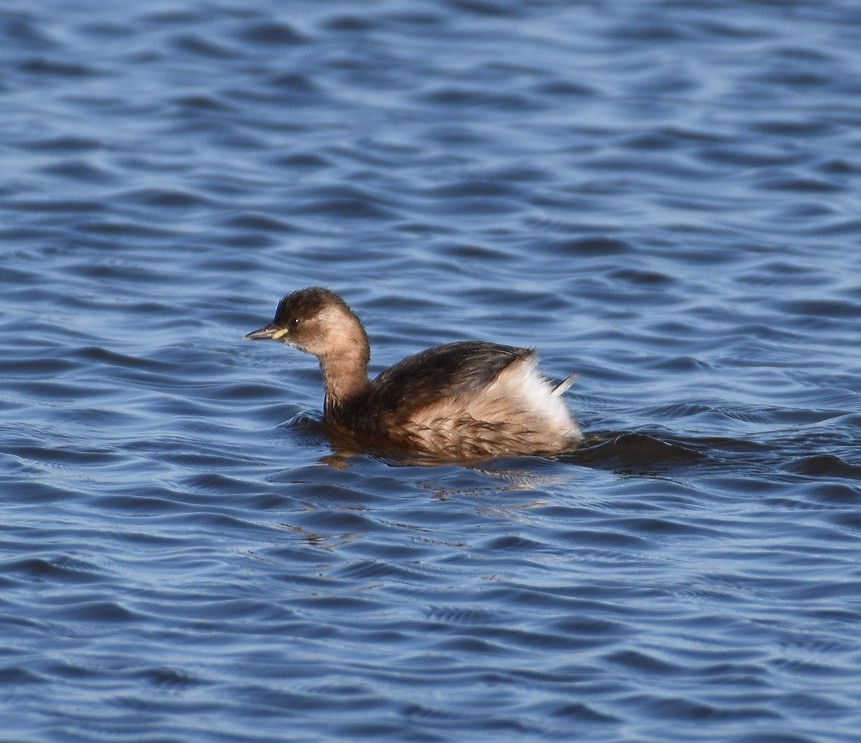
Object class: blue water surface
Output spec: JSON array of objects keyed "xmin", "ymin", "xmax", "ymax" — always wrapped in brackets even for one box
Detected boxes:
[{"xmin": 2, "ymin": 1, "xmax": 860, "ymax": 741}]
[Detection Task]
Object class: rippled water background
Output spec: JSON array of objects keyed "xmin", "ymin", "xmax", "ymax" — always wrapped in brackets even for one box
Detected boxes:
[{"xmin": 2, "ymin": 1, "xmax": 860, "ymax": 741}]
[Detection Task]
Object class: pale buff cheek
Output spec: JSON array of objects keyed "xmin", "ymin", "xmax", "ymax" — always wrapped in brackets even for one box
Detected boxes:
[{"xmin": 315, "ymin": 307, "xmax": 368, "ymax": 360}]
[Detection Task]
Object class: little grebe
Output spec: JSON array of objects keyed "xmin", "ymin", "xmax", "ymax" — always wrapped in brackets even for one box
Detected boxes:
[{"xmin": 245, "ymin": 287, "xmax": 583, "ymax": 459}]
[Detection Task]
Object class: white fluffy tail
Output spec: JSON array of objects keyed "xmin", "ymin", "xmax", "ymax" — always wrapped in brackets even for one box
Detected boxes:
[{"xmin": 551, "ymin": 374, "xmax": 577, "ymax": 397}]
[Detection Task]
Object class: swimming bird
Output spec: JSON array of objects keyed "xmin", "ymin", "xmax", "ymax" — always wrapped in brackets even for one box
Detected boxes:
[{"xmin": 245, "ymin": 287, "xmax": 582, "ymax": 459}]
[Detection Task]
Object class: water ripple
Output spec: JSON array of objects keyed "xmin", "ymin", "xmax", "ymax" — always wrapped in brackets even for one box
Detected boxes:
[{"xmin": 2, "ymin": 1, "xmax": 861, "ymax": 741}]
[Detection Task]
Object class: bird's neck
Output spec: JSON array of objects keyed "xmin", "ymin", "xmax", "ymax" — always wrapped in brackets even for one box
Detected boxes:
[
  {"xmin": 319, "ymin": 347, "xmax": 371, "ymax": 414},
  {"xmin": 313, "ymin": 311, "xmax": 372, "ymax": 413}
]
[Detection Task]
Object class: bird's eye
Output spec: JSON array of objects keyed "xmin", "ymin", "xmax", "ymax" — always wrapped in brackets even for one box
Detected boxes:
[{"xmin": 291, "ymin": 317, "xmax": 301, "ymax": 328}]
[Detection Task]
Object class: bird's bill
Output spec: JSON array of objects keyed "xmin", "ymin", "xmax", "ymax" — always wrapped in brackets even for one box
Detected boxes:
[{"xmin": 244, "ymin": 323, "xmax": 288, "ymax": 341}]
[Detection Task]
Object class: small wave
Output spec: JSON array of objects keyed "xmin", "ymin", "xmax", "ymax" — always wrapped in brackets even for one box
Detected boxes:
[{"xmin": 564, "ymin": 432, "xmax": 707, "ymax": 473}]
